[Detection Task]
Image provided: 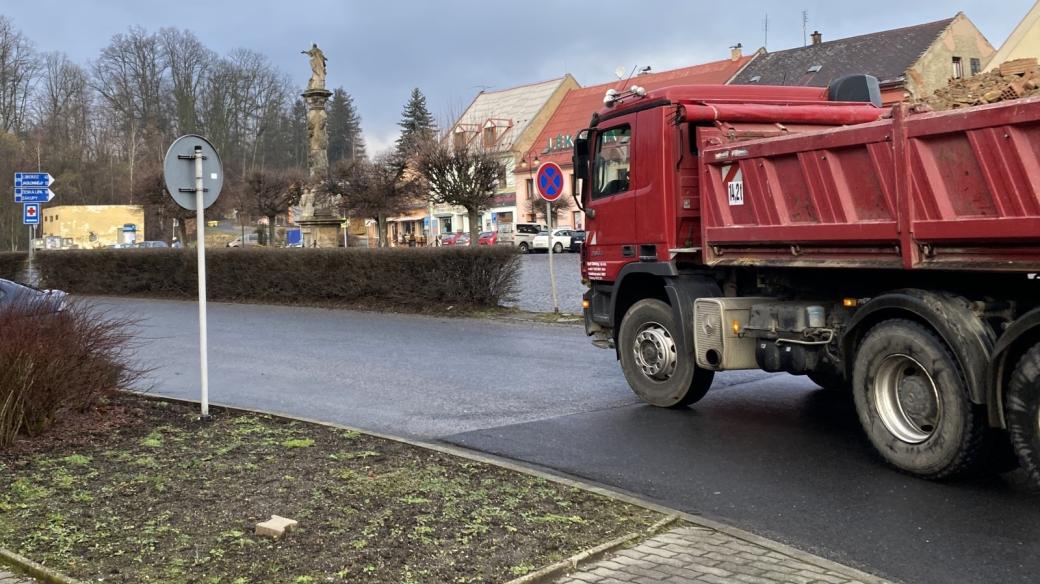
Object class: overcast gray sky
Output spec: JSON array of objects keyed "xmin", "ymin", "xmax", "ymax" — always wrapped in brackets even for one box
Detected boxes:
[{"xmin": 2, "ymin": 1, "xmax": 1033, "ymax": 152}]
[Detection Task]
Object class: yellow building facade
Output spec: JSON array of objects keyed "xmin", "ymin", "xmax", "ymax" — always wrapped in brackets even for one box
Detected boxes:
[
  {"xmin": 40, "ymin": 205, "xmax": 145, "ymax": 249},
  {"xmin": 987, "ymin": 1, "xmax": 1040, "ymax": 70}
]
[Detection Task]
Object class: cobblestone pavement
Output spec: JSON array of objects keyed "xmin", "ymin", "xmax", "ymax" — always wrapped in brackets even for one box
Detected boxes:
[
  {"xmin": 0, "ymin": 570, "xmax": 35, "ymax": 584},
  {"xmin": 507, "ymin": 253, "xmax": 584, "ymax": 314},
  {"xmin": 554, "ymin": 525, "xmax": 889, "ymax": 584}
]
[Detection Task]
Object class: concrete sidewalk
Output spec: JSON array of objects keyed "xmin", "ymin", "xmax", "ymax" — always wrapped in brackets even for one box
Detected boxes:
[{"xmin": 555, "ymin": 524, "xmax": 890, "ymax": 584}]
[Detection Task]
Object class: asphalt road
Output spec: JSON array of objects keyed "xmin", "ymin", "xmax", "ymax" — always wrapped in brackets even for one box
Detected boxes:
[{"xmin": 98, "ymin": 297, "xmax": 1039, "ymax": 584}]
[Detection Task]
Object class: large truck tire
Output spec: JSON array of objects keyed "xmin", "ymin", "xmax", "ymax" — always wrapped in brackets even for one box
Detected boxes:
[
  {"xmin": 1007, "ymin": 343, "xmax": 1040, "ymax": 487},
  {"xmin": 618, "ymin": 299, "xmax": 714, "ymax": 408},
  {"xmin": 852, "ymin": 319, "xmax": 986, "ymax": 479}
]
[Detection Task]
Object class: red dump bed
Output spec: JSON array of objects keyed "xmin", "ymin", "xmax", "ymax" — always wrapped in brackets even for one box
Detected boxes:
[{"xmin": 699, "ymin": 96, "xmax": 1040, "ymax": 271}]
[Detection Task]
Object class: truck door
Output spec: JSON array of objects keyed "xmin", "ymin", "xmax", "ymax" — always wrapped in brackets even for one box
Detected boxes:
[{"xmin": 585, "ymin": 119, "xmax": 636, "ymax": 282}]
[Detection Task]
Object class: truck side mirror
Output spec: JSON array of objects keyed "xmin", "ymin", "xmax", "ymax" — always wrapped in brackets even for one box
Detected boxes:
[
  {"xmin": 572, "ymin": 130, "xmax": 592, "ymax": 213},
  {"xmin": 573, "ymin": 129, "xmax": 591, "ymax": 183}
]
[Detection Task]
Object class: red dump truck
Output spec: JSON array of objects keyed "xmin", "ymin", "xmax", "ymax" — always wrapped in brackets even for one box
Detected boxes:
[{"xmin": 575, "ymin": 76, "xmax": 1040, "ymax": 485}]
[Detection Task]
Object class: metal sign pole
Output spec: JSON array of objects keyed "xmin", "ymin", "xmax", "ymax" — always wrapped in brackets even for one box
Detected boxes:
[
  {"xmin": 547, "ymin": 200, "xmax": 559, "ymax": 314},
  {"xmin": 28, "ymin": 224, "xmax": 33, "ymax": 281},
  {"xmin": 193, "ymin": 145, "xmax": 211, "ymax": 419}
]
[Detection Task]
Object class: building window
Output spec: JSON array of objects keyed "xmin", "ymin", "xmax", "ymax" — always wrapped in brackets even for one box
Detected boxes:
[
  {"xmin": 952, "ymin": 56, "xmax": 963, "ymax": 79},
  {"xmin": 970, "ymin": 58, "xmax": 981, "ymax": 76},
  {"xmin": 525, "ymin": 178, "xmax": 534, "ymax": 200},
  {"xmin": 497, "ymin": 164, "xmax": 506, "ymax": 185},
  {"xmin": 482, "ymin": 126, "xmax": 496, "ymax": 148},
  {"xmin": 452, "ymin": 129, "xmax": 466, "ymax": 150}
]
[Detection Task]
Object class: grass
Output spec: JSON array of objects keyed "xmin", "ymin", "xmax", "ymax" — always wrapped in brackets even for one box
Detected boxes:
[{"xmin": 0, "ymin": 393, "xmax": 661, "ymax": 583}]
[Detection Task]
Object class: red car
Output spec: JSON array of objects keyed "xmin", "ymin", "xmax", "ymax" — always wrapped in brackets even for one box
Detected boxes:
[
  {"xmin": 440, "ymin": 232, "xmax": 470, "ymax": 246},
  {"xmin": 478, "ymin": 231, "xmax": 498, "ymax": 245}
]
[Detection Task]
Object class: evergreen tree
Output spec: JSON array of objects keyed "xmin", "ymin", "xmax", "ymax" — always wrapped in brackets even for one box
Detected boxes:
[
  {"xmin": 327, "ymin": 87, "xmax": 366, "ymax": 164},
  {"xmin": 395, "ymin": 87, "xmax": 437, "ymax": 161}
]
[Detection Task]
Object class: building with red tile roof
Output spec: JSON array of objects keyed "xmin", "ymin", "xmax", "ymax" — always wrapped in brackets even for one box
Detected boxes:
[{"xmin": 514, "ymin": 51, "xmax": 757, "ymax": 228}]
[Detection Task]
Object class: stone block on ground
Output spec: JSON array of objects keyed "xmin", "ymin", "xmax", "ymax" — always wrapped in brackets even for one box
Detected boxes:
[{"xmin": 255, "ymin": 515, "xmax": 298, "ymax": 539}]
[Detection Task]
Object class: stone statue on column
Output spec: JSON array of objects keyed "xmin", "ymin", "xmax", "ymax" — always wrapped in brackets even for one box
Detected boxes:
[{"xmin": 296, "ymin": 43, "xmax": 341, "ymax": 247}]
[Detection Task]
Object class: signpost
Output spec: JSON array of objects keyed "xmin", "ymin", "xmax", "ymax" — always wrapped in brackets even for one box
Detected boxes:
[
  {"xmin": 15, "ymin": 187, "xmax": 56, "ymax": 203},
  {"xmin": 23, "ymin": 203, "xmax": 39, "ymax": 225},
  {"xmin": 535, "ymin": 162, "xmax": 565, "ymax": 314},
  {"xmin": 15, "ymin": 172, "xmax": 54, "ymax": 187},
  {"xmin": 163, "ymin": 135, "xmax": 223, "ymax": 419},
  {"xmin": 14, "ymin": 173, "xmax": 56, "ymax": 284}
]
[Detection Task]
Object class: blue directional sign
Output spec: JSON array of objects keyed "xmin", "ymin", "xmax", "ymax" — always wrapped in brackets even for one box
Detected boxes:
[
  {"xmin": 14, "ymin": 173, "xmax": 53, "ymax": 188},
  {"xmin": 15, "ymin": 187, "xmax": 55, "ymax": 203},
  {"xmin": 23, "ymin": 203, "xmax": 39, "ymax": 225},
  {"xmin": 536, "ymin": 162, "xmax": 565, "ymax": 202}
]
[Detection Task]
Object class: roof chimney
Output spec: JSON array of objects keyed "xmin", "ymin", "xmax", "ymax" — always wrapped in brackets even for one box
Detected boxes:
[
  {"xmin": 811, "ymin": 31, "xmax": 822, "ymax": 46},
  {"xmin": 730, "ymin": 43, "xmax": 743, "ymax": 61}
]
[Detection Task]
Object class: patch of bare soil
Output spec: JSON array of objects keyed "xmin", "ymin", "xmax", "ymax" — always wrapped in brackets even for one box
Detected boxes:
[{"xmin": 0, "ymin": 393, "xmax": 661, "ymax": 583}]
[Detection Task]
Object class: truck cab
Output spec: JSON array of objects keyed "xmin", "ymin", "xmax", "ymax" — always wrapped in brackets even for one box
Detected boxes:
[{"xmin": 574, "ymin": 80, "xmax": 1040, "ymax": 488}]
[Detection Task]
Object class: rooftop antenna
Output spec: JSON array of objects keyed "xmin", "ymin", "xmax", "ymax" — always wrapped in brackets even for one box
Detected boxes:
[
  {"xmin": 614, "ymin": 64, "xmax": 640, "ymax": 91},
  {"xmin": 802, "ymin": 10, "xmax": 809, "ymax": 47},
  {"xmin": 763, "ymin": 13, "xmax": 769, "ymax": 50}
]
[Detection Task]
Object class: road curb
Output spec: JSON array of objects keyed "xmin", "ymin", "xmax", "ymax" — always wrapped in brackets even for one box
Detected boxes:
[
  {"xmin": 130, "ymin": 392, "xmax": 896, "ymax": 584},
  {"xmin": 503, "ymin": 514, "xmax": 679, "ymax": 584},
  {"xmin": 0, "ymin": 548, "xmax": 83, "ymax": 584}
]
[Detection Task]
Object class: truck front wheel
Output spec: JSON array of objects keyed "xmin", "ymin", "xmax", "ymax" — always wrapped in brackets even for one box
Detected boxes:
[
  {"xmin": 1007, "ymin": 344, "xmax": 1040, "ymax": 487},
  {"xmin": 852, "ymin": 319, "xmax": 986, "ymax": 479},
  {"xmin": 618, "ymin": 299, "xmax": 714, "ymax": 408}
]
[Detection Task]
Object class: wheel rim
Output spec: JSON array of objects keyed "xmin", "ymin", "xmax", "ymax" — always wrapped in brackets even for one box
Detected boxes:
[
  {"xmin": 632, "ymin": 321, "xmax": 678, "ymax": 381},
  {"xmin": 872, "ymin": 354, "xmax": 942, "ymax": 444}
]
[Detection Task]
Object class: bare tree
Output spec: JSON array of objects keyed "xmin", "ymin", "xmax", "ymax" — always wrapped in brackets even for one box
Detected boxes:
[
  {"xmin": 158, "ymin": 28, "xmax": 212, "ymax": 135},
  {"xmin": 328, "ymin": 153, "xmax": 423, "ymax": 247},
  {"xmin": 0, "ymin": 16, "xmax": 40, "ymax": 134},
  {"xmin": 92, "ymin": 27, "xmax": 169, "ymax": 202},
  {"xmin": 417, "ymin": 140, "xmax": 503, "ymax": 245},
  {"xmin": 135, "ymin": 165, "xmax": 191, "ymax": 243},
  {"xmin": 246, "ymin": 168, "xmax": 305, "ymax": 245}
]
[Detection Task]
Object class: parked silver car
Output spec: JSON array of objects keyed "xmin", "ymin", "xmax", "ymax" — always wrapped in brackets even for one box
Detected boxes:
[{"xmin": 0, "ymin": 278, "xmax": 68, "ymax": 312}]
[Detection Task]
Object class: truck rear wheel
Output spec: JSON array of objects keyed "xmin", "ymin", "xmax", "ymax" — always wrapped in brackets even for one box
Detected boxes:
[
  {"xmin": 619, "ymin": 299, "xmax": 714, "ymax": 408},
  {"xmin": 1007, "ymin": 343, "xmax": 1040, "ymax": 487},
  {"xmin": 852, "ymin": 319, "xmax": 986, "ymax": 479}
]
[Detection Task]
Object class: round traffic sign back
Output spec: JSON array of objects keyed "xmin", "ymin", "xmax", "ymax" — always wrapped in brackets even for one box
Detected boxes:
[
  {"xmin": 536, "ymin": 162, "xmax": 565, "ymax": 202},
  {"xmin": 163, "ymin": 134, "xmax": 223, "ymax": 210}
]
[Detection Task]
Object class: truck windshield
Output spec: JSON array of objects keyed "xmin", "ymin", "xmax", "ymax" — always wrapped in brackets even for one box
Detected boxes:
[{"xmin": 593, "ymin": 125, "xmax": 631, "ymax": 199}]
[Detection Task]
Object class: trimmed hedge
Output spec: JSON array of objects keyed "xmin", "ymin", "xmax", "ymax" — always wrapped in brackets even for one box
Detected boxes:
[
  {"xmin": 0, "ymin": 252, "xmax": 27, "ymax": 281},
  {"xmin": 35, "ymin": 247, "xmax": 520, "ymax": 310}
]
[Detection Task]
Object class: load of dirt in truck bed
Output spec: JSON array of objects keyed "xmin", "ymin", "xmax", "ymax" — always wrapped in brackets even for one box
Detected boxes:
[{"xmin": 919, "ymin": 58, "xmax": 1040, "ymax": 111}]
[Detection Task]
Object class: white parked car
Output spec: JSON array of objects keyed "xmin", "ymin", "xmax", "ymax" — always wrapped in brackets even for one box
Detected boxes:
[{"xmin": 531, "ymin": 229, "xmax": 574, "ymax": 253}]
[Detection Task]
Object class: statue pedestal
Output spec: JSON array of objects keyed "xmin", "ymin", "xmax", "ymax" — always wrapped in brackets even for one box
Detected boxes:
[{"xmin": 297, "ymin": 215, "xmax": 342, "ymax": 248}]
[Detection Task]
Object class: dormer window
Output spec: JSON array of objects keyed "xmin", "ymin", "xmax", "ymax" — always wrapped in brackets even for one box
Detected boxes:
[
  {"xmin": 482, "ymin": 123, "xmax": 496, "ymax": 148},
  {"xmin": 807, "ymin": 65, "xmax": 822, "ymax": 74},
  {"xmin": 453, "ymin": 126, "xmax": 467, "ymax": 149}
]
